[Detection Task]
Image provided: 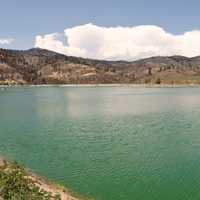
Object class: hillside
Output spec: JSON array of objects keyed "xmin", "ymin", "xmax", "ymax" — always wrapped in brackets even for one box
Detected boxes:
[{"xmin": 1, "ymin": 48, "xmax": 200, "ymax": 85}]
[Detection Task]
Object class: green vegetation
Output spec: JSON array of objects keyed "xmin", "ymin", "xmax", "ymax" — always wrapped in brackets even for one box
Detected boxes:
[{"xmin": 0, "ymin": 161, "xmax": 61, "ymax": 200}]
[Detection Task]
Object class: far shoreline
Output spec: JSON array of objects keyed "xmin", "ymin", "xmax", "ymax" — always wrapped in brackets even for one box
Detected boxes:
[{"xmin": 1, "ymin": 83, "xmax": 200, "ymax": 88}]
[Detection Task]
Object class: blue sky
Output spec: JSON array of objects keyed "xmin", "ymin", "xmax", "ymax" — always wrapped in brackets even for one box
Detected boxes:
[{"xmin": 1, "ymin": 0, "xmax": 200, "ymax": 59}]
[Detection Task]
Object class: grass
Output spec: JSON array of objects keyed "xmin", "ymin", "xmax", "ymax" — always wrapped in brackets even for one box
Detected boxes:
[{"xmin": 0, "ymin": 160, "xmax": 61, "ymax": 200}]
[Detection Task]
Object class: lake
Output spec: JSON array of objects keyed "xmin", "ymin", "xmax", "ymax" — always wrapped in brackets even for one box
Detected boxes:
[{"xmin": 1, "ymin": 86, "xmax": 200, "ymax": 200}]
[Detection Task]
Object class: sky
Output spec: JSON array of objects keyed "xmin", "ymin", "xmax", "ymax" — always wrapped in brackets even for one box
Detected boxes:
[{"xmin": 1, "ymin": 0, "xmax": 200, "ymax": 60}]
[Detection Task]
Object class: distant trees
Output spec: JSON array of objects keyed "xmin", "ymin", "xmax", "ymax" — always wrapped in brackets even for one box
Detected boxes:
[
  {"xmin": 155, "ymin": 78, "xmax": 161, "ymax": 84},
  {"xmin": 147, "ymin": 67, "xmax": 152, "ymax": 76}
]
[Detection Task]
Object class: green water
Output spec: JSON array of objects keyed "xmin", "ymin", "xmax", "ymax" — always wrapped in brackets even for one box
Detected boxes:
[{"xmin": 1, "ymin": 86, "xmax": 200, "ymax": 200}]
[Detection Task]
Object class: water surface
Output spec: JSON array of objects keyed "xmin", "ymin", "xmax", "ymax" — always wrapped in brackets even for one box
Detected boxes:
[{"xmin": 1, "ymin": 86, "xmax": 200, "ymax": 200}]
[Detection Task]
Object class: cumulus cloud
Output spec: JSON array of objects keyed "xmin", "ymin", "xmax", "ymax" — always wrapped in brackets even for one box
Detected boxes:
[
  {"xmin": 0, "ymin": 38, "xmax": 14, "ymax": 45},
  {"xmin": 35, "ymin": 23, "xmax": 200, "ymax": 61}
]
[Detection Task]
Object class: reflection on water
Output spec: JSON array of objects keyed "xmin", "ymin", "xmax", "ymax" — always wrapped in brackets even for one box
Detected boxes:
[{"xmin": 1, "ymin": 87, "xmax": 200, "ymax": 200}]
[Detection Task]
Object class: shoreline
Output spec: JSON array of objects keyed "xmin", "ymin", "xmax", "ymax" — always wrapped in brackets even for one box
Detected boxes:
[
  {"xmin": 0, "ymin": 157, "xmax": 84, "ymax": 200},
  {"xmin": 1, "ymin": 83, "xmax": 200, "ymax": 88}
]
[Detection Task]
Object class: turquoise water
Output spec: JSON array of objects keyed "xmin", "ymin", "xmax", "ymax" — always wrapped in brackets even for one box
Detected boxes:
[{"xmin": 1, "ymin": 86, "xmax": 200, "ymax": 200}]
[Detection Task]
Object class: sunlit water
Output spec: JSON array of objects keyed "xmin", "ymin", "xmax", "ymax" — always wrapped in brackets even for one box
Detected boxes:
[{"xmin": 1, "ymin": 86, "xmax": 200, "ymax": 200}]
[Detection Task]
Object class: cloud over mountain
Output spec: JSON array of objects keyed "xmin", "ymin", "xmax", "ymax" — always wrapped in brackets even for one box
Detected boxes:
[
  {"xmin": 0, "ymin": 38, "xmax": 15, "ymax": 45},
  {"xmin": 35, "ymin": 23, "xmax": 200, "ymax": 61}
]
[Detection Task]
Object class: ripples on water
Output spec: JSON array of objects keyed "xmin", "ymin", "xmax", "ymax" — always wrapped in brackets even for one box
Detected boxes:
[{"xmin": 1, "ymin": 87, "xmax": 200, "ymax": 200}]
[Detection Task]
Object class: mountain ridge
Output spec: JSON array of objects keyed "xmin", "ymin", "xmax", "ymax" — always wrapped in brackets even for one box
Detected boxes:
[{"xmin": 1, "ymin": 48, "xmax": 200, "ymax": 85}]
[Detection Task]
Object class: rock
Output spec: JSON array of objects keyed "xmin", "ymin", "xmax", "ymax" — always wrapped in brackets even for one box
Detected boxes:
[{"xmin": 0, "ymin": 158, "xmax": 5, "ymax": 167}]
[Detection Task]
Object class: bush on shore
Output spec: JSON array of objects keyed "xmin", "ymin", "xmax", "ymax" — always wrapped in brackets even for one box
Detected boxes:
[{"xmin": 0, "ymin": 161, "xmax": 61, "ymax": 200}]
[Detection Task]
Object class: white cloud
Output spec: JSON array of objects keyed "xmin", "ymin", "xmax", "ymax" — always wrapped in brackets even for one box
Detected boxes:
[
  {"xmin": 35, "ymin": 23, "xmax": 200, "ymax": 61},
  {"xmin": 0, "ymin": 38, "xmax": 14, "ymax": 45}
]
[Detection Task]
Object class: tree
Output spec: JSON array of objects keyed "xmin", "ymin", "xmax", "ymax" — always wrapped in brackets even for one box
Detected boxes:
[{"xmin": 155, "ymin": 78, "xmax": 161, "ymax": 84}]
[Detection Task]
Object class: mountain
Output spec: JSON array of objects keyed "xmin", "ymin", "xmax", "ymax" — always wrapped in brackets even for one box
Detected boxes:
[{"xmin": 1, "ymin": 48, "xmax": 200, "ymax": 85}]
